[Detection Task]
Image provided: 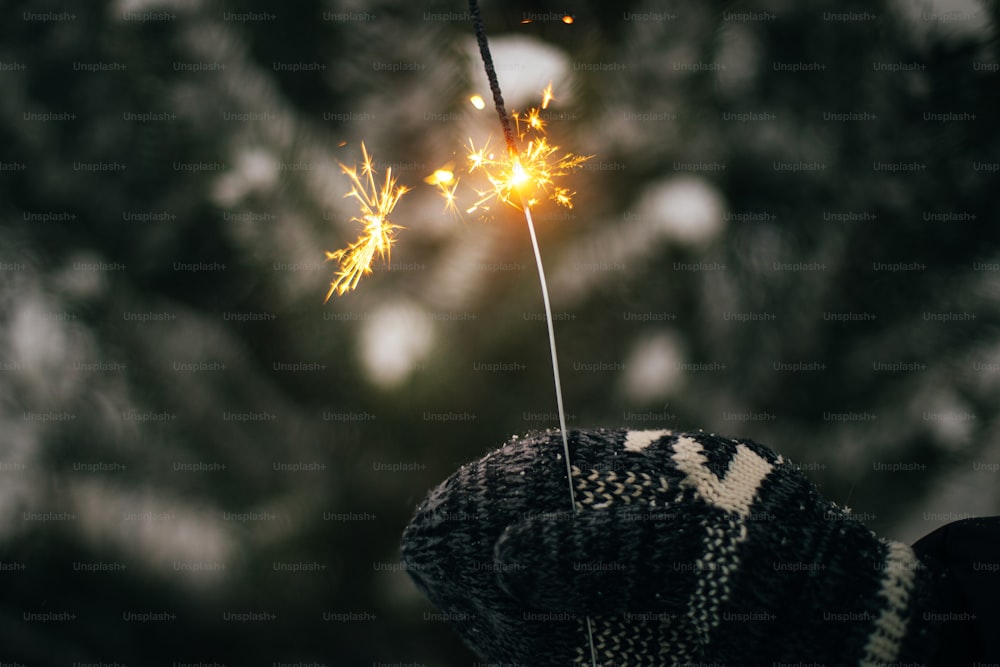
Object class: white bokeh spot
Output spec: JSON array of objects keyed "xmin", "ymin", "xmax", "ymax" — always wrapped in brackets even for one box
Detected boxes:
[
  {"xmin": 360, "ymin": 300, "xmax": 435, "ymax": 389},
  {"xmin": 466, "ymin": 35, "xmax": 572, "ymax": 109},
  {"xmin": 635, "ymin": 176, "xmax": 725, "ymax": 246},
  {"xmin": 621, "ymin": 332, "xmax": 684, "ymax": 402}
]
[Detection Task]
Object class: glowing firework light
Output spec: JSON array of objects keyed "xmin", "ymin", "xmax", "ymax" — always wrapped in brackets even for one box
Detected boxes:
[
  {"xmin": 325, "ymin": 142, "xmax": 409, "ymax": 301},
  {"xmin": 464, "ymin": 107, "xmax": 591, "ymax": 214},
  {"xmin": 322, "ymin": 3, "xmax": 597, "ymax": 660},
  {"xmin": 427, "ymin": 86, "xmax": 589, "ymax": 217},
  {"xmin": 466, "ymin": 1, "xmax": 598, "ymax": 664}
]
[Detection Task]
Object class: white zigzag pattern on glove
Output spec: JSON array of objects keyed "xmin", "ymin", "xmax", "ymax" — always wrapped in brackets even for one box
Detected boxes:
[
  {"xmin": 670, "ymin": 436, "xmax": 774, "ymax": 652},
  {"xmin": 859, "ymin": 540, "xmax": 922, "ymax": 666}
]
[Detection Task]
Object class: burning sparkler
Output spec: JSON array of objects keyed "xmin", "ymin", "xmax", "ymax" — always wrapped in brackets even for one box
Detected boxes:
[
  {"xmin": 427, "ymin": 84, "xmax": 589, "ymax": 214},
  {"xmin": 323, "ymin": 2, "xmax": 598, "ymax": 661},
  {"xmin": 464, "ymin": 1, "xmax": 598, "ymax": 664},
  {"xmin": 463, "ymin": 108, "xmax": 591, "ymax": 213},
  {"xmin": 324, "ymin": 142, "xmax": 409, "ymax": 302}
]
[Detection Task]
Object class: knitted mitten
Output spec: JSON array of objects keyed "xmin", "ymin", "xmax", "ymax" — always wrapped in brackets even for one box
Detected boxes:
[{"xmin": 401, "ymin": 429, "xmax": 943, "ymax": 666}]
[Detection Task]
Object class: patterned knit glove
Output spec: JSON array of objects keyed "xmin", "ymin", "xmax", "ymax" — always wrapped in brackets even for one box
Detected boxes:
[{"xmin": 401, "ymin": 429, "xmax": 943, "ymax": 666}]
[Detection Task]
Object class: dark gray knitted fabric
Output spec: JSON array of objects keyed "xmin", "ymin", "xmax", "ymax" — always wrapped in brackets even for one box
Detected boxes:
[{"xmin": 401, "ymin": 429, "xmax": 941, "ymax": 666}]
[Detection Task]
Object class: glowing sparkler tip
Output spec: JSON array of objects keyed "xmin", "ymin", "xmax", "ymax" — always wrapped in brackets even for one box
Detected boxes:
[
  {"xmin": 432, "ymin": 88, "xmax": 591, "ymax": 218},
  {"xmin": 470, "ymin": 95, "xmax": 486, "ymax": 110},
  {"xmin": 562, "ymin": 15, "xmax": 574, "ymax": 24},
  {"xmin": 510, "ymin": 160, "xmax": 529, "ymax": 186}
]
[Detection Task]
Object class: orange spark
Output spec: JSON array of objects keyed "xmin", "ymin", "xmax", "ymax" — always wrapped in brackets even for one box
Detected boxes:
[
  {"xmin": 425, "ymin": 165, "xmax": 461, "ymax": 215},
  {"xmin": 461, "ymin": 87, "xmax": 590, "ymax": 214},
  {"xmin": 325, "ymin": 142, "xmax": 408, "ymax": 301},
  {"xmin": 540, "ymin": 83, "xmax": 554, "ymax": 110}
]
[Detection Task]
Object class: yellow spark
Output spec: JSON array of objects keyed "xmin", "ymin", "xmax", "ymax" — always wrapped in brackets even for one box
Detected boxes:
[
  {"xmin": 424, "ymin": 167, "xmax": 454, "ymax": 186},
  {"xmin": 510, "ymin": 159, "xmax": 529, "ymax": 186},
  {"xmin": 540, "ymin": 83, "xmax": 554, "ymax": 110},
  {"xmin": 467, "ymin": 141, "xmax": 489, "ymax": 171},
  {"xmin": 325, "ymin": 142, "xmax": 409, "ymax": 301},
  {"xmin": 428, "ymin": 86, "xmax": 590, "ymax": 217},
  {"xmin": 425, "ymin": 164, "xmax": 461, "ymax": 215},
  {"xmin": 562, "ymin": 14, "xmax": 574, "ymax": 24},
  {"xmin": 460, "ymin": 89, "xmax": 591, "ymax": 214},
  {"xmin": 464, "ymin": 130, "xmax": 589, "ymax": 213},
  {"xmin": 470, "ymin": 95, "xmax": 486, "ymax": 110},
  {"xmin": 520, "ymin": 107, "xmax": 546, "ymax": 133}
]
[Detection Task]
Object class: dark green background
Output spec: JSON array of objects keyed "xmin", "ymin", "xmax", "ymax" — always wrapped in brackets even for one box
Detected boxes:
[{"xmin": 1, "ymin": 0, "xmax": 998, "ymax": 664}]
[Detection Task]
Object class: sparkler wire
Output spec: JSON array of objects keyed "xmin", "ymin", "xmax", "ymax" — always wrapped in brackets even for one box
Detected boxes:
[
  {"xmin": 467, "ymin": 2, "xmax": 599, "ymax": 664},
  {"xmin": 521, "ymin": 202, "xmax": 574, "ymax": 500}
]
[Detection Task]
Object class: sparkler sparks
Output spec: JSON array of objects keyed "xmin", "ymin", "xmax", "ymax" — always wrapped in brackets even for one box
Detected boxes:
[
  {"xmin": 467, "ymin": 100, "xmax": 590, "ymax": 213},
  {"xmin": 318, "ymin": 0, "xmax": 598, "ymax": 662},
  {"xmin": 324, "ymin": 142, "xmax": 409, "ymax": 301},
  {"xmin": 428, "ymin": 87, "xmax": 591, "ymax": 217},
  {"xmin": 465, "ymin": 1, "xmax": 598, "ymax": 663},
  {"xmin": 540, "ymin": 82, "xmax": 554, "ymax": 109},
  {"xmin": 424, "ymin": 165, "xmax": 461, "ymax": 216}
]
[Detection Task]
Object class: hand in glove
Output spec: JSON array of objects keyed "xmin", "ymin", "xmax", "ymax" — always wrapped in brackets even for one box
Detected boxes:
[{"xmin": 401, "ymin": 428, "xmax": 943, "ymax": 666}]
